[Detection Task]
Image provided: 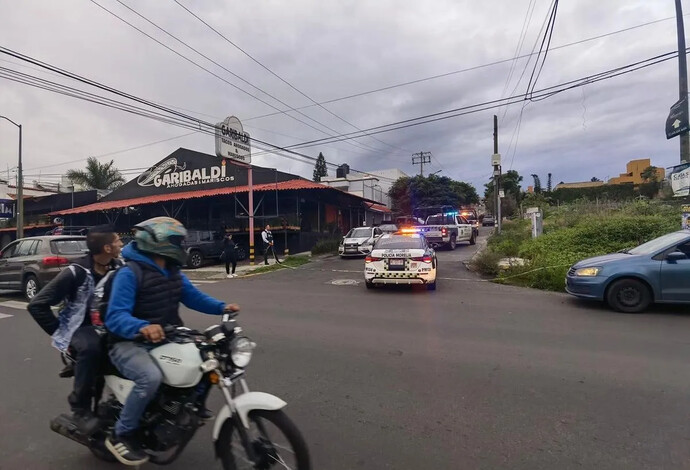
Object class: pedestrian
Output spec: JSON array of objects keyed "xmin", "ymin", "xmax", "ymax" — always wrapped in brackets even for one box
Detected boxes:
[
  {"xmin": 261, "ymin": 224, "xmax": 280, "ymax": 265},
  {"xmin": 223, "ymin": 232, "xmax": 238, "ymax": 278},
  {"xmin": 27, "ymin": 225, "xmax": 123, "ymax": 432}
]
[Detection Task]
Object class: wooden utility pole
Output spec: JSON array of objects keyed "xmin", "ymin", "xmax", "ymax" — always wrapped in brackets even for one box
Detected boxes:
[
  {"xmin": 492, "ymin": 115, "xmax": 502, "ymax": 234},
  {"xmin": 412, "ymin": 151, "xmax": 432, "ymax": 176}
]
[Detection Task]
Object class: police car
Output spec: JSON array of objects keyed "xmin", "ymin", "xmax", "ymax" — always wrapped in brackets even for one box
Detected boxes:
[{"xmin": 364, "ymin": 231, "xmax": 438, "ymax": 290}]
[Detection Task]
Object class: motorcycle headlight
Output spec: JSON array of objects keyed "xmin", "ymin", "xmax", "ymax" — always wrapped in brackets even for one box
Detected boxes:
[{"xmin": 230, "ymin": 336, "xmax": 256, "ymax": 368}]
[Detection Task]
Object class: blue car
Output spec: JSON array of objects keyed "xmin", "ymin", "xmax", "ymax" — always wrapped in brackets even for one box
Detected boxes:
[{"xmin": 566, "ymin": 230, "xmax": 690, "ymax": 313}]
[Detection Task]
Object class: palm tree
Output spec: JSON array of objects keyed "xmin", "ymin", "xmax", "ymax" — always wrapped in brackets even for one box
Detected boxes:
[{"xmin": 66, "ymin": 157, "xmax": 125, "ymax": 190}]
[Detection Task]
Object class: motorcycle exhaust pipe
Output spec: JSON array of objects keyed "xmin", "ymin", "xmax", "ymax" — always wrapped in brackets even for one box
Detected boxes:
[{"xmin": 50, "ymin": 414, "xmax": 92, "ymax": 448}]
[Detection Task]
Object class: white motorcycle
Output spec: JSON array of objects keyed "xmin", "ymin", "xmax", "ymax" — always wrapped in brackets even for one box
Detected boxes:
[{"xmin": 51, "ymin": 313, "xmax": 311, "ymax": 469}]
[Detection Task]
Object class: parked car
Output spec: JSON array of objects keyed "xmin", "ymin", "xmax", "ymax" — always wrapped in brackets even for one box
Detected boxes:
[
  {"xmin": 0, "ymin": 235, "xmax": 88, "ymax": 300},
  {"xmin": 339, "ymin": 226, "xmax": 384, "ymax": 257},
  {"xmin": 482, "ymin": 215, "xmax": 496, "ymax": 226},
  {"xmin": 566, "ymin": 230, "xmax": 690, "ymax": 313},
  {"xmin": 182, "ymin": 230, "xmax": 247, "ymax": 269}
]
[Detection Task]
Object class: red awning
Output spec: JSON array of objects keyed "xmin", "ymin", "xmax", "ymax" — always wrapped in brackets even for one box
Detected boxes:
[
  {"xmin": 0, "ymin": 223, "xmax": 54, "ymax": 233},
  {"xmin": 51, "ymin": 179, "xmax": 331, "ymax": 215},
  {"xmin": 367, "ymin": 203, "xmax": 391, "ymax": 213}
]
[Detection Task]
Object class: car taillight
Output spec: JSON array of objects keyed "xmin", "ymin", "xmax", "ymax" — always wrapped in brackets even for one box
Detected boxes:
[
  {"xmin": 441, "ymin": 228, "xmax": 447, "ymax": 235},
  {"xmin": 412, "ymin": 256, "xmax": 433, "ymax": 263},
  {"xmin": 365, "ymin": 256, "xmax": 381, "ymax": 263},
  {"xmin": 43, "ymin": 256, "xmax": 69, "ymax": 267}
]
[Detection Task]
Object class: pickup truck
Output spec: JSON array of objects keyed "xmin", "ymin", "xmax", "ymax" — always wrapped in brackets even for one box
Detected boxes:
[{"xmin": 416, "ymin": 213, "xmax": 477, "ymax": 250}]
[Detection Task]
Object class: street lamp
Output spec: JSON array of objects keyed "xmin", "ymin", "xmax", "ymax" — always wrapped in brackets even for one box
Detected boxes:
[
  {"xmin": 0, "ymin": 116, "xmax": 23, "ymax": 239},
  {"xmin": 430, "ymin": 170, "xmax": 442, "ymax": 176}
]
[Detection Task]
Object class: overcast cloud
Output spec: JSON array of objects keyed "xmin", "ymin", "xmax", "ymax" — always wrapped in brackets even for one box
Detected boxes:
[{"xmin": 0, "ymin": 0, "xmax": 686, "ymax": 193}]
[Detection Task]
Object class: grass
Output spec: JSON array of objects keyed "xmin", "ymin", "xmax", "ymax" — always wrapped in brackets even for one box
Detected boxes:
[
  {"xmin": 243, "ymin": 255, "xmax": 311, "ymax": 275},
  {"xmin": 477, "ymin": 200, "xmax": 683, "ymax": 291},
  {"xmin": 311, "ymin": 238, "xmax": 342, "ymax": 255}
]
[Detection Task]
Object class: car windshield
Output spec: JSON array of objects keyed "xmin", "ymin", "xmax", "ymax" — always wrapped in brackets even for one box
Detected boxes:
[
  {"xmin": 627, "ymin": 232, "xmax": 690, "ymax": 255},
  {"xmin": 347, "ymin": 228, "xmax": 371, "ymax": 238},
  {"xmin": 375, "ymin": 236, "xmax": 424, "ymax": 249},
  {"xmin": 426, "ymin": 215, "xmax": 448, "ymax": 225},
  {"xmin": 51, "ymin": 239, "xmax": 88, "ymax": 254}
]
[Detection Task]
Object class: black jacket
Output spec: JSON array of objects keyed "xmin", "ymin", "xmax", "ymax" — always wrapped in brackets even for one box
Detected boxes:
[
  {"xmin": 223, "ymin": 238, "xmax": 237, "ymax": 260},
  {"xmin": 27, "ymin": 256, "xmax": 120, "ymax": 336}
]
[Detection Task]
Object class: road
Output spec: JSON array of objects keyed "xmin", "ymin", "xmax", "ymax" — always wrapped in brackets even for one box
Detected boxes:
[{"xmin": 1, "ymin": 229, "xmax": 690, "ymax": 469}]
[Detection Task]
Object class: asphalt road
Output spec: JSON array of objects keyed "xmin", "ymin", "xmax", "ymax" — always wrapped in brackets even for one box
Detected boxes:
[{"xmin": 2, "ymin": 229, "xmax": 690, "ymax": 469}]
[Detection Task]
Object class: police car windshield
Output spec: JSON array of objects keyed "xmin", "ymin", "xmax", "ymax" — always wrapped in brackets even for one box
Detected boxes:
[
  {"xmin": 375, "ymin": 236, "xmax": 424, "ymax": 249},
  {"xmin": 347, "ymin": 228, "xmax": 371, "ymax": 238}
]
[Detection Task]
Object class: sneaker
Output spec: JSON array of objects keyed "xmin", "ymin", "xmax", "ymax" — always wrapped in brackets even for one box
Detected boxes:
[
  {"xmin": 196, "ymin": 406, "xmax": 215, "ymax": 421},
  {"xmin": 71, "ymin": 409, "xmax": 99, "ymax": 435},
  {"xmin": 106, "ymin": 433, "xmax": 149, "ymax": 466},
  {"xmin": 226, "ymin": 274, "xmax": 233, "ymax": 279}
]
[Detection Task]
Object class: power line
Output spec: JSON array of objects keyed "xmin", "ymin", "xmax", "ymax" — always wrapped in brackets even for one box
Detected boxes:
[
  {"xmin": 0, "ymin": 46, "xmax": 680, "ymax": 182},
  {"xmin": 525, "ymin": 0, "xmax": 560, "ymax": 100},
  {"xmin": 90, "ymin": 0, "xmax": 390, "ymax": 158},
  {"xmin": 172, "ymin": 0, "xmax": 411, "ymax": 155},
  {"xmin": 243, "ymin": 14, "xmax": 684, "ymax": 122}
]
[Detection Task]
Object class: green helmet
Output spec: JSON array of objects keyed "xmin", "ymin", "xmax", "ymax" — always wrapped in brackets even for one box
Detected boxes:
[{"xmin": 133, "ymin": 217, "xmax": 187, "ymax": 265}]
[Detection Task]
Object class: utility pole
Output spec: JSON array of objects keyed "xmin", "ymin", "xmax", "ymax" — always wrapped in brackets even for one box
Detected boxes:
[
  {"xmin": 676, "ymin": 0, "xmax": 690, "ymax": 163},
  {"xmin": 492, "ymin": 115, "xmax": 502, "ymax": 234},
  {"xmin": 412, "ymin": 151, "xmax": 432, "ymax": 176},
  {"xmin": 0, "ymin": 116, "xmax": 23, "ymax": 239}
]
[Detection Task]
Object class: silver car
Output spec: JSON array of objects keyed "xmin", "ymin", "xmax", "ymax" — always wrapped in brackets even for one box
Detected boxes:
[
  {"xmin": 0, "ymin": 236, "xmax": 88, "ymax": 300},
  {"xmin": 339, "ymin": 227, "xmax": 383, "ymax": 257}
]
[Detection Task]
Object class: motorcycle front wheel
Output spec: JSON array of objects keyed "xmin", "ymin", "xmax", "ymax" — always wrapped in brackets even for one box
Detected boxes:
[{"xmin": 217, "ymin": 410, "xmax": 311, "ymax": 470}]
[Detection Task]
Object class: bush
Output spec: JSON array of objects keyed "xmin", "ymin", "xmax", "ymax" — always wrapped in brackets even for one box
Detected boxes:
[
  {"xmin": 470, "ymin": 250, "xmax": 503, "ymax": 277},
  {"xmin": 479, "ymin": 201, "xmax": 683, "ymax": 292},
  {"xmin": 311, "ymin": 238, "xmax": 341, "ymax": 255}
]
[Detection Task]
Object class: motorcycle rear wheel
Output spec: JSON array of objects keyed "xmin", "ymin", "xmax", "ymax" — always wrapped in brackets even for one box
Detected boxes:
[{"xmin": 217, "ymin": 410, "xmax": 311, "ymax": 470}]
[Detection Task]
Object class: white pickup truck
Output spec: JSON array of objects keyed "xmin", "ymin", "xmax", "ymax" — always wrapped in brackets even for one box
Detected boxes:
[{"xmin": 417, "ymin": 213, "xmax": 476, "ymax": 250}]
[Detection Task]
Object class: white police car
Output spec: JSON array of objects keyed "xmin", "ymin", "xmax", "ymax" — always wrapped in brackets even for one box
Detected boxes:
[{"xmin": 364, "ymin": 231, "xmax": 438, "ymax": 290}]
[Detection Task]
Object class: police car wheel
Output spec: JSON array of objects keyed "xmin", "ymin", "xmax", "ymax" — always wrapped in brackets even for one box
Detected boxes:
[
  {"xmin": 365, "ymin": 281, "xmax": 374, "ymax": 289},
  {"xmin": 426, "ymin": 281, "xmax": 437, "ymax": 291}
]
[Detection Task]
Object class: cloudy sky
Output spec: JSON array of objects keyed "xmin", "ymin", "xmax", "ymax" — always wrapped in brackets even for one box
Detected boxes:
[{"xmin": 0, "ymin": 0, "xmax": 686, "ymax": 194}]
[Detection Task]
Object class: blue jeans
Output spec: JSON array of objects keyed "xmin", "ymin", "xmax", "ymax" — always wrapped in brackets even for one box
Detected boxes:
[{"xmin": 109, "ymin": 342, "xmax": 162, "ymax": 436}]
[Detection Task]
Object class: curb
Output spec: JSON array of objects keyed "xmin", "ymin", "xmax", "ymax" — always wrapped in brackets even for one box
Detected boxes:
[{"xmin": 463, "ymin": 237, "xmax": 489, "ymax": 272}]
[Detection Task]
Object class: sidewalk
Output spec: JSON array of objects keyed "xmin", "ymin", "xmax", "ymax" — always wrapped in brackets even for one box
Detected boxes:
[{"xmin": 183, "ymin": 252, "xmax": 311, "ymax": 280}]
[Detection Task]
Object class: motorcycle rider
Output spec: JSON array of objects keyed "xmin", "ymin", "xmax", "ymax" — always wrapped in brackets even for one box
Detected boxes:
[
  {"xmin": 27, "ymin": 225, "xmax": 123, "ymax": 431},
  {"xmin": 104, "ymin": 217, "xmax": 239, "ymax": 466}
]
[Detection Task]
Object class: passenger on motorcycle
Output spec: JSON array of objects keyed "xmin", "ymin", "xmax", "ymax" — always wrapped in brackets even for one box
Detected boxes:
[
  {"xmin": 104, "ymin": 217, "xmax": 239, "ymax": 466},
  {"xmin": 27, "ymin": 225, "xmax": 123, "ymax": 432}
]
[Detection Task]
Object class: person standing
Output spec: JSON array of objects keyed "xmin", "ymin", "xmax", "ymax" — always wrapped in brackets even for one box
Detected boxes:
[
  {"xmin": 27, "ymin": 225, "xmax": 123, "ymax": 431},
  {"xmin": 261, "ymin": 224, "xmax": 280, "ymax": 265},
  {"xmin": 223, "ymin": 232, "xmax": 238, "ymax": 278}
]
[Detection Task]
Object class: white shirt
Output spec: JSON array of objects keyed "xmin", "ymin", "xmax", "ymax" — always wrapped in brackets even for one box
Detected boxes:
[{"xmin": 262, "ymin": 230, "xmax": 271, "ymax": 244}]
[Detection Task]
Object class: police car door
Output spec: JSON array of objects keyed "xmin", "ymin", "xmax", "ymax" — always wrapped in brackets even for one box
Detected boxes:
[{"xmin": 456, "ymin": 216, "xmax": 471, "ymax": 239}]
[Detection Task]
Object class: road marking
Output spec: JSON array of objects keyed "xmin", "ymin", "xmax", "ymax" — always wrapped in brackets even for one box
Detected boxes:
[
  {"xmin": 0, "ymin": 313, "xmax": 12, "ymax": 320},
  {"xmin": 190, "ymin": 280, "xmax": 218, "ymax": 284},
  {"xmin": 0, "ymin": 300, "xmax": 29, "ymax": 310},
  {"xmin": 330, "ymin": 279, "xmax": 360, "ymax": 286}
]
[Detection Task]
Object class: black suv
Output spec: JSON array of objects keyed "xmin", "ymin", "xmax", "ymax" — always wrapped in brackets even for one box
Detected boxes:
[{"xmin": 182, "ymin": 230, "xmax": 247, "ymax": 269}]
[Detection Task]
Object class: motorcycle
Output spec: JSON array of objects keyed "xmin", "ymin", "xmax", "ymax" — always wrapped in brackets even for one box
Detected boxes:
[{"xmin": 50, "ymin": 313, "xmax": 311, "ymax": 469}]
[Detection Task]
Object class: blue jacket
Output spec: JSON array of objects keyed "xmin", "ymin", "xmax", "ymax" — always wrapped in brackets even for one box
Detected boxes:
[{"xmin": 105, "ymin": 243, "xmax": 226, "ymax": 340}]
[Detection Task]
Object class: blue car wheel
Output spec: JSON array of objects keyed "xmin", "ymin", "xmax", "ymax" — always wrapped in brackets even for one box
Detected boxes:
[{"xmin": 606, "ymin": 278, "xmax": 652, "ymax": 313}]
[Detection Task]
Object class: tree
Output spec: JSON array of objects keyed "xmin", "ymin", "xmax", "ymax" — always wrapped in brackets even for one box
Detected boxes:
[
  {"xmin": 484, "ymin": 170, "xmax": 523, "ymax": 216},
  {"xmin": 312, "ymin": 152, "xmax": 328, "ymax": 182},
  {"xmin": 641, "ymin": 166, "xmax": 660, "ymax": 183},
  {"xmin": 547, "ymin": 173, "xmax": 552, "ymax": 193},
  {"xmin": 531, "ymin": 174, "xmax": 542, "ymax": 194},
  {"xmin": 591, "ymin": 177, "xmax": 602, "ymax": 182},
  {"xmin": 66, "ymin": 157, "xmax": 124, "ymax": 190},
  {"xmin": 389, "ymin": 174, "xmax": 479, "ymax": 215}
]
